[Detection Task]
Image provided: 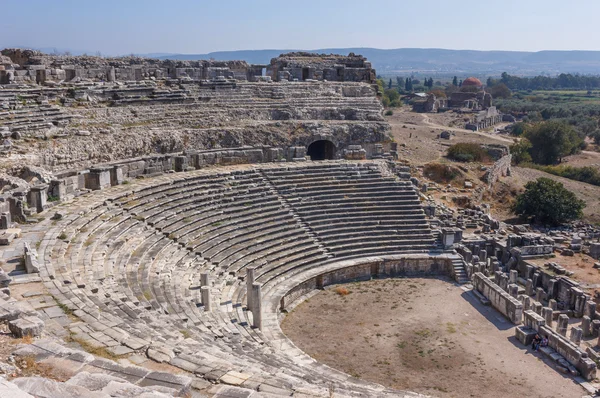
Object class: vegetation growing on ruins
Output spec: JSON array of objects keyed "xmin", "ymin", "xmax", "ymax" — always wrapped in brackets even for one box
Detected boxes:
[
  {"xmin": 512, "ymin": 177, "xmax": 585, "ymax": 225},
  {"xmin": 446, "ymin": 143, "xmax": 489, "ymax": 163}
]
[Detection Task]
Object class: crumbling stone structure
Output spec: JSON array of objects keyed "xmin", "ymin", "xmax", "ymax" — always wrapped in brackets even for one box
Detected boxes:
[
  {"xmin": 268, "ymin": 52, "xmax": 376, "ymax": 83},
  {"xmin": 465, "ymin": 106, "xmax": 502, "ymax": 131}
]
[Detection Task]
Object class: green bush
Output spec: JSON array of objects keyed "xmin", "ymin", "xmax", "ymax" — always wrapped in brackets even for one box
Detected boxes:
[
  {"xmin": 512, "ymin": 177, "xmax": 585, "ymax": 225},
  {"xmin": 447, "ymin": 143, "xmax": 488, "ymax": 162},
  {"xmin": 384, "ymin": 110, "xmax": 394, "ymax": 116},
  {"xmin": 510, "ymin": 139, "xmax": 532, "ymax": 164}
]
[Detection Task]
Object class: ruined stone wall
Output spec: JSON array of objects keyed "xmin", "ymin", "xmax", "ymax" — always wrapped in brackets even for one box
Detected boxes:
[
  {"xmin": 269, "ymin": 52, "xmax": 376, "ymax": 83},
  {"xmin": 1, "ymin": 49, "xmax": 255, "ymax": 84},
  {"xmin": 484, "ymin": 153, "xmax": 512, "ymax": 188},
  {"xmin": 473, "ymin": 272, "xmax": 523, "ymax": 324},
  {"xmin": 539, "ymin": 325, "xmax": 597, "ymax": 380}
]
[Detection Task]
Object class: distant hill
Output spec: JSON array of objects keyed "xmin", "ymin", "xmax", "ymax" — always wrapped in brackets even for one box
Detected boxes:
[{"xmin": 156, "ymin": 48, "xmax": 600, "ymax": 76}]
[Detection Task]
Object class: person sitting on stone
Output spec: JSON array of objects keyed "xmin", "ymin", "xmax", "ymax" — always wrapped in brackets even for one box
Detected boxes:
[
  {"xmin": 532, "ymin": 334, "xmax": 541, "ymax": 351},
  {"xmin": 541, "ymin": 337, "xmax": 548, "ymax": 347}
]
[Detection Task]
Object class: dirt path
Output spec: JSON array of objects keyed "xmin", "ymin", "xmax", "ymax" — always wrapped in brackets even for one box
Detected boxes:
[
  {"xmin": 282, "ymin": 277, "xmax": 585, "ymax": 398},
  {"xmin": 418, "ymin": 113, "xmax": 514, "ymax": 144}
]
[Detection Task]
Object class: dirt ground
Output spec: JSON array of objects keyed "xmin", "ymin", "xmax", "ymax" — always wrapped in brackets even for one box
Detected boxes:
[
  {"xmin": 281, "ymin": 277, "xmax": 585, "ymax": 398},
  {"xmin": 387, "ymin": 108, "xmax": 512, "ymax": 167},
  {"xmin": 526, "ymin": 252, "xmax": 600, "ymax": 290},
  {"xmin": 386, "ymin": 108, "xmax": 600, "ymax": 225}
]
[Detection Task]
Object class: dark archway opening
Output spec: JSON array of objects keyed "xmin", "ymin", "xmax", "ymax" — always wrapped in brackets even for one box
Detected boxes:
[{"xmin": 307, "ymin": 140, "xmax": 336, "ymax": 160}]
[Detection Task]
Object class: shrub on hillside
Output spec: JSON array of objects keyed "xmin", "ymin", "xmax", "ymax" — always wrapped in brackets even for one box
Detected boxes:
[
  {"xmin": 422, "ymin": 163, "xmax": 463, "ymax": 183},
  {"xmin": 447, "ymin": 143, "xmax": 488, "ymax": 162},
  {"xmin": 512, "ymin": 177, "xmax": 585, "ymax": 225}
]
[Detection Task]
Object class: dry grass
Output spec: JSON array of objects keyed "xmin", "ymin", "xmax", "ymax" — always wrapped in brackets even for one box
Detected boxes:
[
  {"xmin": 66, "ymin": 334, "xmax": 119, "ymax": 360},
  {"xmin": 334, "ymin": 287, "xmax": 350, "ymax": 296},
  {"xmin": 13, "ymin": 355, "xmax": 67, "ymax": 381},
  {"xmin": 10, "ymin": 335, "xmax": 33, "ymax": 345}
]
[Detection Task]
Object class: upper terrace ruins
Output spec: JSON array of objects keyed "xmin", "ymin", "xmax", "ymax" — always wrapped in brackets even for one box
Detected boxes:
[{"xmin": 0, "ymin": 49, "xmax": 375, "ymax": 84}]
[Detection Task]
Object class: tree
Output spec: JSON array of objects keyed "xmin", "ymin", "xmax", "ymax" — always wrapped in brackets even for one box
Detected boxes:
[
  {"xmin": 384, "ymin": 88, "xmax": 400, "ymax": 107},
  {"xmin": 590, "ymin": 130, "xmax": 600, "ymax": 145},
  {"xmin": 388, "ymin": 79, "xmax": 392, "ymax": 89},
  {"xmin": 490, "ymin": 83, "xmax": 511, "ymax": 99},
  {"xmin": 524, "ymin": 121, "xmax": 583, "ymax": 164},
  {"xmin": 396, "ymin": 76, "xmax": 403, "ymax": 89},
  {"xmin": 512, "ymin": 177, "xmax": 585, "ymax": 225},
  {"xmin": 458, "ymin": 79, "xmax": 463, "ymax": 87},
  {"xmin": 452, "ymin": 76, "xmax": 458, "ymax": 86},
  {"xmin": 509, "ymin": 138, "xmax": 532, "ymax": 164},
  {"xmin": 510, "ymin": 122, "xmax": 526, "ymax": 136}
]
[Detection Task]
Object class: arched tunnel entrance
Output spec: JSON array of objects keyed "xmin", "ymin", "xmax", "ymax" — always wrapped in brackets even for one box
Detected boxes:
[{"xmin": 307, "ymin": 140, "xmax": 336, "ymax": 160}]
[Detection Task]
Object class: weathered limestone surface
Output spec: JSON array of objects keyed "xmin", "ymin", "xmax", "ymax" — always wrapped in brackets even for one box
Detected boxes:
[
  {"xmin": 8, "ymin": 316, "xmax": 44, "ymax": 337},
  {"xmin": 473, "ymin": 272, "xmax": 523, "ymax": 324}
]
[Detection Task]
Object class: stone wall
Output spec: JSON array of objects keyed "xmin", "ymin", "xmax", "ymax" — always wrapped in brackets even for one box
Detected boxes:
[
  {"xmin": 539, "ymin": 325, "xmax": 597, "ymax": 380},
  {"xmin": 473, "ymin": 272, "xmax": 523, "ymax": 324},
  {"xmin": 1, "ymin": 49, "xmax": 377, "ymax": 85},
  {"xmin": 268, "ymin": 52, "xmax": 376, "ymax": 83},
  {"xmin": 281, "ymin": 256, "xmax": 452, "ymax": 310},
  {"xmin": 1, "ymin": 48, "xmax": 255, "ymax": 84},
  {"xmin": 484, "ymin": 153, "xmax": 512, "ymax": 188}
]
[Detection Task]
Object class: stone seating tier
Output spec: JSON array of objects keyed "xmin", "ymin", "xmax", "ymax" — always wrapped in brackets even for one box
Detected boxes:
[{"xmin": 35, "ymin": 161, "xmax": 433, "ymax": 397}]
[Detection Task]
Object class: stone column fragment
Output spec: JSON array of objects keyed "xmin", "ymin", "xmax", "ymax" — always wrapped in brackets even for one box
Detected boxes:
[
  {"xmin": 557, "ymin": 314, "xmax": 569, "ymax": 336},
  {"xmin": 542, "ymin": 307, "xmax": 553, "ymax": 328},
  {"xmin": 246, "ymin": 267, "xmax": 255, "ymax": 311},
  {"xmin": 251, "ymin": 282, "xmax": 262, "ymax": 330}
]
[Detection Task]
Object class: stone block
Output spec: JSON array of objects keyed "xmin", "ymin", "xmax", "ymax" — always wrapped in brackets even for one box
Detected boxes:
[
  {"xmin": 515, "ymin": 326, "xmax": 537, "ymax": 346},
  {"xmin": 9, "ymin": 316, "xmax": 44, "ymax": 337}
]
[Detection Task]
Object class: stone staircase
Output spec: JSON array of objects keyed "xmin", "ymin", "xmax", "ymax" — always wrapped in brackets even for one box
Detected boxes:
[{"xmin": 450, "ymin": 255, "xmax": 470, "ymax": 284}]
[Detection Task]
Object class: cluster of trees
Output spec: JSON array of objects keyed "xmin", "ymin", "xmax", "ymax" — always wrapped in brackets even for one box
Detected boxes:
[
  {"xmin": 496, "ymin": 97, "xmax": 600, "ymax": 139},
  {"xmin": 513, "ymin": 178, "xmax": 585, "ymax": 225},
  {"xmin": 376, "ymin": 79, "xmax": 401, "ymax": 107},
  {"xmin": 509, "ymin": 121, "xmax": 585, "ymax": 165},
  {"xmin": 490, "ymin": 72, "xmax": 600, "ymax": 91}
]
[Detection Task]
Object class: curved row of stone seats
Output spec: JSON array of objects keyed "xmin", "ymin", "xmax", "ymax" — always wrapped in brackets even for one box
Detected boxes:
[
  {"xmin": 262, "ymin": 163, "xmax": 435, "ymax": 258},
  {"xmin": 35, "ymin": 162, "xmax": 431, "ymax": 397},
  {"xmin": 0, "ymin": 104, "xmax": 73, "ymax": 132}
]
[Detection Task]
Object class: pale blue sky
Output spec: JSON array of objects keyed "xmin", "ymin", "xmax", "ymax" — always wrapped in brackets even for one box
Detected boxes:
[{"xmin": 1, "ymin": 0, "xmax": 598, "ymax": 55}]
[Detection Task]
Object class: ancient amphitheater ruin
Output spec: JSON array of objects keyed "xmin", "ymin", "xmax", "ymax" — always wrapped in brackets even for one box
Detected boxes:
[{"xmin": 0, "ymin": 49, "xmax": 599, "ymax": 397}]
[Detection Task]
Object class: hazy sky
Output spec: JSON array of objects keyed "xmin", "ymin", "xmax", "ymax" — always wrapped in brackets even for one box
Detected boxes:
[{"xmin": 2, "ymin": 0, "xmax": 599, "ymax": 55}]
